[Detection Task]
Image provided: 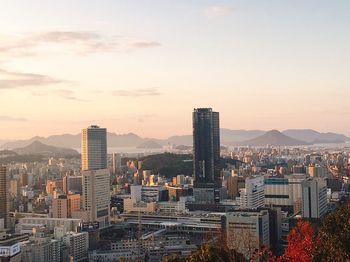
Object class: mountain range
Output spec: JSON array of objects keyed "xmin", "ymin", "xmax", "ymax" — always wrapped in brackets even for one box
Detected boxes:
[
  {"xmin": 13, "ymin": 141, "xmax": 79, "ymax": 156},
  {"xmin": 0, "ymin": 129, "xmax": 349, "ymax": 149}
]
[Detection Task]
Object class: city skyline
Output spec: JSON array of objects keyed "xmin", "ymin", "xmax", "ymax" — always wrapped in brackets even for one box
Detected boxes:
[{"xmin": 1, "ymin": 0, "xmax": 350, "ymax": 139}]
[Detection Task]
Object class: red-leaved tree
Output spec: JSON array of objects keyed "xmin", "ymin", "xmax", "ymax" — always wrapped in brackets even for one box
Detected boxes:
[{"xmin": 280, "ymin": 220, "xmax": 316, "ymax": 262}]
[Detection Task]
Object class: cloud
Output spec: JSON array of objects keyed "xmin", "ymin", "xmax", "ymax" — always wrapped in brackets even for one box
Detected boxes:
[
  {"xmin": 204, "ymin": 6, "xmax": 235, "ymax": 17},
  {"xmin": 112, "ymin": 87, "xmax": 161, "ymax": 97},
  {"xmin": 0, "ymin": 115, "xmax": 27, "ymax": 122},
  {"xmin": 54, "ymin": 89, "xmax": 88, "ymax": 101},
  {"xmin": 129, "ymin": 41, "xmax": 161, "ymax": 49},
  {"xmin": 0, "ymin": 68, "xmax": 62, "ymax": 89},
  {"xmin": 0, "ymin": 31, "xmax": 161, "ymax": 57}
]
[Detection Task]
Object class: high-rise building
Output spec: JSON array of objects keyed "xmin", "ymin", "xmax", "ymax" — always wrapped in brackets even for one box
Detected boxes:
[
  {"xmin": 301, "ymin": 177, "xmax": 327, "ymax": 219},
  {"xmin": 82, "ymin": 125, "xmax": 107, "ymax": 171},
  {"xmin": 239, "ymin": 176, "xmax": 265, "ymax": 209},
  {"xmin": 82, "ymin": 169, "xmax": 110, "ymax": 228},
  {"xmin": 81, "ymin": 125, "xmax": 110, "ymax": 228},
  {"xmin": 193, "ymin": 108, "xmax": 220, "ymax": 188},
  {"xmin": 0, "ymin": 165, "xmax": 8, "ymax": 228}
]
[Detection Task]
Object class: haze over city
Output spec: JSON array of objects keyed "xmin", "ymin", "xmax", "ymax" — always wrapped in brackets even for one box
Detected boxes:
[{"xmin": 1, "ymin": 0, "xmax": 350, "ymax": 139}]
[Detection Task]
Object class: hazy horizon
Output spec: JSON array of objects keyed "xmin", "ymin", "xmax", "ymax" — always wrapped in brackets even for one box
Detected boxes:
[{"xmin": 1, "ymin": 0, "xmax": 350, "ymax": 139}]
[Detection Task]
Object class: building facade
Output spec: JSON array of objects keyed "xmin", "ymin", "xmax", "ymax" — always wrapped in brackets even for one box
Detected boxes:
[{"xmin": 81, "ymin": 125, "xmax": 107, "ymax": 171}]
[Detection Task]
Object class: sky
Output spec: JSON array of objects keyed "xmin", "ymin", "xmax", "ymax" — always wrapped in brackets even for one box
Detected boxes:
[{"xmin": 0, "ymin": 0, "xmax": 350, "ymax": 139}]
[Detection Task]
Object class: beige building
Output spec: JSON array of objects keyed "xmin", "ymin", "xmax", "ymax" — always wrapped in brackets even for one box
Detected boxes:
[
  {"xmin": 81, "ymin": 125, "xmax": 107, "ymax": 171},
  {"xmin": 82, "ymin": 169, "xmax": 110, "ymax": 228},
  {"xmin": 123, "ymin": 198, "xmax": 157, "ymax": 213}
]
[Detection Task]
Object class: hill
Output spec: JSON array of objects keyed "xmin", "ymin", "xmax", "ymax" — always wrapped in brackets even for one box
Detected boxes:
[
  {"xmin": 2, "ymin": 129, "xmax": 348, "ymax": 149},
  {"xmin": 238, "ymin": 130, "xmax": 308, "ymax": 146},
  {"xmin": 283, "ymin": 129, "xmax": 350, "ymax": 144},
  {"xmin": 13, "ymin": 141, "xmax": 79, "ymax": 157},
  {"xmin": 136, "ymin": 140, "xmax": 162, "ymax": 149}
]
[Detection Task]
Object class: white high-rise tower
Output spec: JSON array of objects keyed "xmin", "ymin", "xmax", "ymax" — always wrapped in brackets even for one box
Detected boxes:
[{"xmin": 81, "ymin": 125, "xmax": 110, "ymax": 228}]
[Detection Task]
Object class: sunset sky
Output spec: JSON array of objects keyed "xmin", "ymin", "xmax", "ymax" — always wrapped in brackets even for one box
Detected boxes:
[{"xmin": 0, "ymin": 0, "xmax": 349, "ymax": 139}]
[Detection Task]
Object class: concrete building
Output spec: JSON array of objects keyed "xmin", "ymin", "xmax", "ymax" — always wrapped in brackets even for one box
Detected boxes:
[
  {"xmin": 63, "ymin": 175, "xmax": 82, "ymax": 194},
  {"xmin": 62, "ymin": 232, "xmax": 89, "ymax": 262},
  {"xmin": 52, "ymin": 194, "xmax": 81, "ymax": 219},
  {"xmin": 141, "ymin": 186, "xmax": 168, "ymax": 203},
  {"xmin": 81, "ymin": 125, "xmax": 107, "ymax": 171},
  {"xmin": 111, "ymin": 153, "xmax": 122, "ymax": 175},
  {"xmin": 224, "ymin": 210, "xmax": 270, "ymax": 258},
  {"xmin": 123, "ymin": 198, "xmax": 157, "ymax": 213},
  {"xmin": 301, "ymin": 177, "xmax": 328, "ymax": 219},
  {"xmin": 0, "ymin": 232, "xmax": 26, "ymax": 262},
  {"xmin": 227, "ymin": 175, "xmax": 245, "ymax": 199},
  {"xmin": 264, "ymin": 174, "xmax": 306, "ymax": 213},
  {"xmin": 307, "ymin": 165, "xmax": 326, "ymax": 178},
  {"xmin": 17, "ymin": 217, "xmax": 81, "ymax": 234},
  {"xmin": 21, "ymin": 230, "xmax": 61, "ymax": 262},
  {"xmin": 240, "ymin": 176, "xmax": 265, "ymax": 209},
  {"xmin": 82, "ymin": 169, "xmax": 110, "ymax": 228}
]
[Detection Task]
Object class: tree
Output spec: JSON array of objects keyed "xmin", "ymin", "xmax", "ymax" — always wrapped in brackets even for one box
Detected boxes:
[
  {"xmin": 314, "ymin": 201, "xmax": 350, "ymax": 261},
  {"xmin": 280, "ymin": 220, "xmax": 316, "ymax": 262}
]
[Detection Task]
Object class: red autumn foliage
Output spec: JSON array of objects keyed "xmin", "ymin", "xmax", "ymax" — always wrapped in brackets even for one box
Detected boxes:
[{"xmin": 278, "ymin": 220, "xmax": 316, "ymax": 262}]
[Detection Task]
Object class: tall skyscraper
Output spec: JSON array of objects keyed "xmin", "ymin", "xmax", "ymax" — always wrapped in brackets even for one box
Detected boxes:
[
  {"xmin": 192, "ymin": 108, "xmax": 220, "ymax": 188},
  {"xmin": 0, "ymin": 165, "xmax": 8, "ymax": 228},
  {"xmin": 81, "ymin": 125, "xmax": 110, "ymax": 228},
  {"xmin": 82, "ymin": 125, "xmax": 107, "ymax": 171}
]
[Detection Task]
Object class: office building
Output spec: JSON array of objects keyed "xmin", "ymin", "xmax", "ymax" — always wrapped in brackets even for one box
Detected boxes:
[
  {"xmin": 62, "ymin": 232, "xmax": 89, "ymax": 262},
  {"xmin": 112, "ymin": 153, "xmax": 122, "ymax": 175},
  {"xmin": 0, "ymin": 166, "xmax": 8, "ymax": 229},
  {"xmin": 82, "ymin": 169, "xmax": 110, "ymax": 228},
  {"xmin": 301, "ymin": 177, "xmax": 328, "ymax": 219},
  {"xmin": 0, "ymin": 232, "xmax": 26, "ymax": 262},
  {"xmin": 224, "ymin": 210, "xmax": 270, "ymax": 258},
  {"xmin": 82, "ymin": 125, "xmax": 107, "ymax": 171},
  {"xmin": 52, "ymin": 194, "xmax": 81, "ymax": 219},
  {"xmin": 227, "ymin": 175, "xmax": 245, "ymax": 199},
  {"xmin": 239, "ymin": 176, "xmax": 265, "ymax": 209},
  {"xmin": 63, "ymin": 175, "xmax": 82, "ymax": 195},
  {"xmin": 264, "ymin": 174, "xmax": 306, "ymax": 213},
  {"xmin": 307, "ymin": 165, "xmax": 326, "ymax": 178},
  {"xmin": 193, "ymin": 108, "xmax": 220, "ymax": 188},
  {"xmin": 21, "ymin": 229, "xmax": 61, "ymax": 262}
]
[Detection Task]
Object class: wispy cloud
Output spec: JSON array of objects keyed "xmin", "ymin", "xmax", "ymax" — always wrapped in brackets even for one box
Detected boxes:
[
  {"xmin": 204, "ymin": 6, "xmax": 235, "ymax": 17},
  {"xmin": 0, "ymin": 31, "xmax": 161, "ymax": 57},
  {"xmin": 0, "ymin": 115, "xmax": 27, "ymax": 122},
  {"xmin": 54, "ymin": 89, "xmax": 88, "ymax": 101},
  {"xmin": 112, "ymin": 87, "xmax": 162, "ymax": 97},
  {"xmin": 0, "ymin": 68, "xmax": 62, "ymax": 89}
]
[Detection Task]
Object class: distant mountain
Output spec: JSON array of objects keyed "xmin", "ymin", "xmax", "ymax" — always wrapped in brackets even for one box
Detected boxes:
[
  {"xmin": 136, "ymin": 140, "xmax": 162, "ymax": 149},
  {"xmin": 282, "ymin": 129, "xmax": 350, "ymax": 144},
  {"xmin": 166, "ymin": 135, "xmax": 192, "ymax": 146},
  {"xmin": 2, "ymin": 129, "xmax": 348, "ymax": 149},
  {"xmin": 0, "ymin": 150, "xmax": 17, "ymax": 158},
  {"xmin": 2, "ymin": 132, "xmax": 145, "ymax": 149},
  {"xmin": 13, "ymin": 141, "xmax": 79, "ymax": 157},
  {"xmin": 220, "ymin": 129, "xmax": 265, "ymax": 143},
  {"xmin": 165, "ymin": 129, "xmax": 266, "ymax": 146},
  {"xmin": 238, "ymin": 130, "xmax": 308, "ymax": 146}
]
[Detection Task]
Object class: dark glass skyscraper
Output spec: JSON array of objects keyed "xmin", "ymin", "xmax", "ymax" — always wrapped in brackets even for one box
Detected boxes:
[{"xmin": 193, "ymin": 108, "xmax": 221, "ymax": 188}]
